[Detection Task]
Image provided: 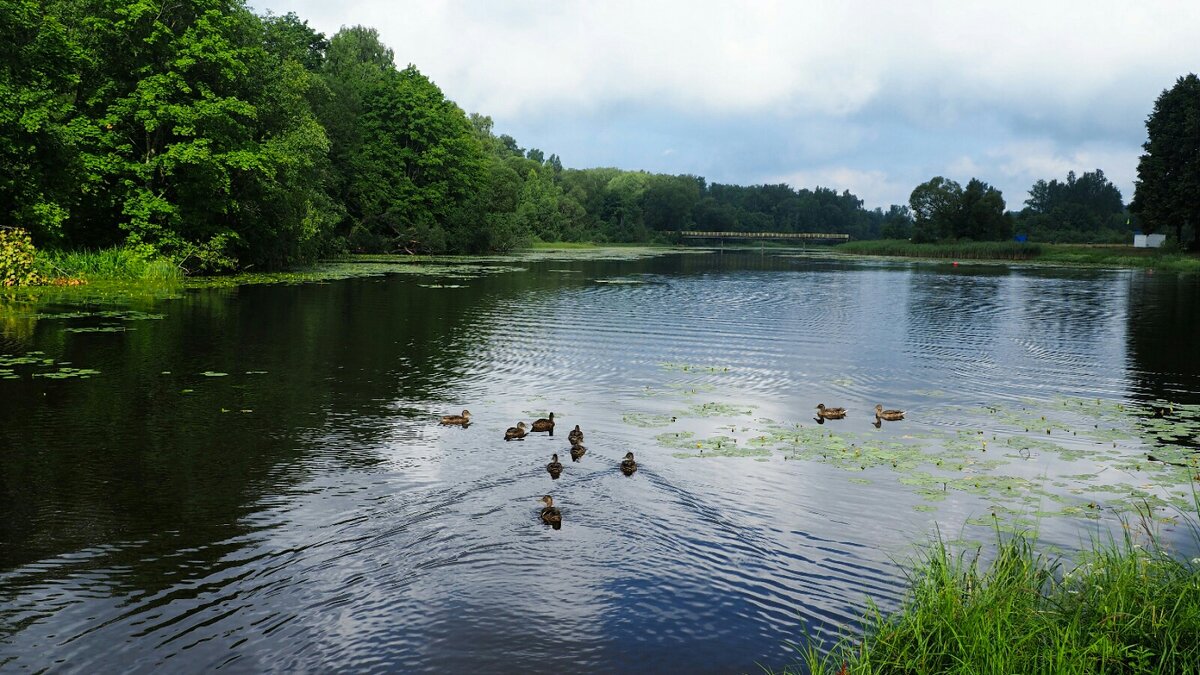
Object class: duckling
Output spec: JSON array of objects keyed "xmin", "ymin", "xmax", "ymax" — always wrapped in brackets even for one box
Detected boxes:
[
  {"xmin": 874, "ymin": 404, "xmax": 905, "ymax": 421},
  {"xmin": 531, "ymin": 412, "xmax": 555, "ymax": 433},
  {"xmin": 539, "ymin": 495, "xmax": 562, "ymax": 526},
  {"xmin": 504, "ymin": 421, "xmax": 528, "ymax": 441},
  {"xmin": 620, "ymin": 451, "xmax": 637, "ymax": 476},
  {"xmin": 570, "ymin": 443, "xmax": 587, "ymax": 461},
  {"xmin": 439, "ymin": 409, "xmax": 471, "ymax": 425},
  {"xmin": 816, "ymin": 404, "xmax": 847, "ymax": 419},
  {"xmin": 567, "ymin": 424, "xmax": 584, "ymax": 445},
  {"xmin": 1152, "ymin": 405, "xmax": 1173, "ymax": 418},
  {"xmin": 546, "ymin": 453, "xmax": 563, "ymax": 478}
]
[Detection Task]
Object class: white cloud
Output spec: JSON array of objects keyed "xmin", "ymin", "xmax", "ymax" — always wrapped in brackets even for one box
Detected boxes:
[
  {"xmin": 768, "ymin": 167, "xmax": 913, "ymax": 208},
  {"xmin": 255, "ymin": 0, "xmax": 1197, "ymax": 206}
]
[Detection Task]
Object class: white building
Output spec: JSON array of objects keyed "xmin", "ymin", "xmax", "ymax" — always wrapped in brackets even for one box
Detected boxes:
[{"xmin": 1133, "ymin": 233, "xmax": 1166, "ymax": 248}]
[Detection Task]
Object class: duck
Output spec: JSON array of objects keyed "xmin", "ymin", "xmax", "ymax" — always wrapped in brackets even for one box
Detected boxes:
[
  {"xmin": 439, "ymin": 409, "xmax": 471, "ymax": 425},
  {"xmin": 874, "ymin": 404, "xmax": 905, "ymax": 421},
  {"xmin": 504, "ymin": 421, "xmax": 528, "ymax": 441},
  {"xmin": 546, "ymin": 453, "xmax": 563, "ymax": 478},
  {"xmin": 539, "ymin": 495, "xmax": 562, "ymax": 526},
  {"xmin": 531, "ymin": 412, "xmax": 555, "ymax": 433},
  {"xmin": 620, "ymin": 452, "xmax": 637, "ymax": 476},
  {"xmin": 570, "ymin": 443, "xmax": 587, "ymax": 461},
  {"xmin": 567, "ymin": 424, "xmax": 584, "ymax": 445},
  {"xmin": 816, "ymin": 404, "xmax": 847, "ymax": 419}
]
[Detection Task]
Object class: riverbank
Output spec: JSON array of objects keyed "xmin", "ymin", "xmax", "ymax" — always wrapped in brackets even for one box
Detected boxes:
[
  {"xmin": 836, "ymin": 239, "xmax": 1200, "ymax": 272},
  {"xmin": 784, "ymin": 506, "xmax": 1200, "ymax": 674}
]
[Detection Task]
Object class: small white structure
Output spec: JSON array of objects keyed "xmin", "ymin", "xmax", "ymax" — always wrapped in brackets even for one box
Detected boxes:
[{"xmin": 1133, "ymin": 233, "xmax": 1166, "ymax": 248}]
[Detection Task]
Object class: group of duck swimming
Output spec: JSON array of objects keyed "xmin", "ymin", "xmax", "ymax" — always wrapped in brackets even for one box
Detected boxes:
[
  {"xmin": 817, "ymin": 403, "xmax": 907, "ymax": 426},
  {"xmin": 437, "ymin": 410, "xmax": 637, "ymax": 528}
]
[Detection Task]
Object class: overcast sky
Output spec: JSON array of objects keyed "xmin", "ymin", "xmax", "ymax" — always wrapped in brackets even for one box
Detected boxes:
[{"xmin": 255, "ymin": 1, "xmax": 1199, "ymax": 210}]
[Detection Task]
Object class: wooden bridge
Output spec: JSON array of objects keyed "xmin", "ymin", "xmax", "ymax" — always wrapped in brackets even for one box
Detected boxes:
[{"xmin": 680, "ymin": 231, "xmax": 849, "ymax": 242}]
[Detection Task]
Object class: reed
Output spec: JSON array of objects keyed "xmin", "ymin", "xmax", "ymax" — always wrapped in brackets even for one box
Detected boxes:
[
  {"xmin": 837, "ymin": 239, "xmax": 1042, "ymax": 260},
  {"xmin": 783, "ymin": 500, "xmax": 1200, "ymax": 674},
  {"xmin": 36, "ymin": 247, "xmax": 183, "ymax": 282}
]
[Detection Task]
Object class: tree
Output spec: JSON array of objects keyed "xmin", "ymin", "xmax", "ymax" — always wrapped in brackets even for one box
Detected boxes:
[
  {"xmin": 1132, "ymin": 74, "xmax": 1200, "ymax": 249},
  {"xmin": 960, "ymin": 179, "xmax": 1009, "ymax": 241},
  {"xmin": 909, "ymin": 177, "xmax": 962, "ymax": 242},
  {"xmin": 1020, "ymin": 169, "xmax": 1124, "ymax": 241},
  {"xmin": 0, "ymin": 0, "xmax": 80, "ymax": 244},
  {"xmin": 880, "ymin": 205, "xmax": 913, "ymax": 239}
]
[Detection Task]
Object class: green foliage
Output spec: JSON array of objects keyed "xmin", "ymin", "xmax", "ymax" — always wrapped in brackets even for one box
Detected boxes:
[
  {"xmin": 910, "ymin": 176, "xmax": 1010, "ymax": 242},
  {"xmin": 788, "ymin": 520, "xmax": 1200, "ymax": 675},
  {"xmin": 1, "ymin": 2, "xmax": 1162, "ymax": 269},
  {"xmin": 838, "ymin": 239, "xmax": 1041, "ymax": 260},
  {"xmin": 0, "ymin": 227, "xmax": 44, "ymax": 286},
  {"xmin": 1133, "ymin": 73, "xmax": 1200, "ymax": 249},
  {"xmin": 1018, "ymin": 169, "xmax": 1128, "ymax": 242},
  {"xmin": 0, "ymin": 0, "xmax": 82, "ymax": 244},
  {"xmin": 37, "ymin": 246, "xmax": 182, "ymax": 282}
]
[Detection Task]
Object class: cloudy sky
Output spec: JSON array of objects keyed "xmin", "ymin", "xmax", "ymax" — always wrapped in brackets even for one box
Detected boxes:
[{"xmin": 256, "ymin": 1, "xmax": 1199, "ymax": 210}]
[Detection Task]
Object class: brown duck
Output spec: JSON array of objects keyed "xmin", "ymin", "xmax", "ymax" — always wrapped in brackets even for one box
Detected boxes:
[
  {"xmin": 570, "ymin": 443, "xmax": 587, "ymax": 461},
  {"xmin": 539, "ymin": 495, "xmax": 562, "ymax": 526},
  {"xmin": 874, "ymin": 404, "xmax": 905, "ymax": 421},
  {"xmin": 546, "ymin": 453, "xmax": 563, "ymax": 478},
  {"xmin": 504, "ymin": 421, "xmax": 528, "ymax": 441},
  {"xmin": 620, "ymin": 452, "xmax": 637, "ymax": 476},
  {"xmin": 531, "ymin": 412, "xmax": 555, "ymax": 433},
  {"xmin": 816, "ymin": 404, "xmax": 847, "ymax": 419},
  {"xmin": 439, "ymin": 409, "xmax": 471, "ymax": 425},
  {"xmin": 567, "ymin": 425, "xmax": 584, "ymax": 445}
]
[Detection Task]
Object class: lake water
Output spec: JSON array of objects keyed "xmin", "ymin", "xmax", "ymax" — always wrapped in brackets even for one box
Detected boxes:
[{"xmin": 2, "ymin": 250, "xmax": 1199, "ymax": 672}]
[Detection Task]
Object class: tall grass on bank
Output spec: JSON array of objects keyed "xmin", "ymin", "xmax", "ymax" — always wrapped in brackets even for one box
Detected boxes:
[
  {"xmin": 36, "ymin": 247, "xmax": 182, "ymax": 283},
  {"xmin": 837, "ymin": 239, "xmax": 1043, "ymax": 260},
  {"xmin": 787, "ymin": 508, "xmax": 1200, "ymax": 674}
]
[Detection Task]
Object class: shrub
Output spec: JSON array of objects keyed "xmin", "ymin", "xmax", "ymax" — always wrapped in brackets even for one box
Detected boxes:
[{"xmin": 0, "ymin": 228, "xmax": 44, "ymax": 286}]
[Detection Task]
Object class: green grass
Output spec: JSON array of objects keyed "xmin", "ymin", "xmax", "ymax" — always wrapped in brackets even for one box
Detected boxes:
[
  {"xmin": 837, "ymin": 239, "xmax": 1043, "ymax": 260},
  {"xmin": 36, "ymin": 247, "xmax": 183, "ymax": 283},
  {"xmin": 782, "ymin": 503, "xmax": 1200, "ymax": 674},
  {"xmin": 837, "ymin": 239, "xmax": 1200, "ymax": 271},
  {"xmin": 528, "ymin": 241, "xmax": 668, "ymax": 249}
]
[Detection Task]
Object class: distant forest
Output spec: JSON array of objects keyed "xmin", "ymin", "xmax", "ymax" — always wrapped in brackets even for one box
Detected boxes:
[{"xmin": 3, "ymin": 1, "xmax": 1134, "ymax": 271}]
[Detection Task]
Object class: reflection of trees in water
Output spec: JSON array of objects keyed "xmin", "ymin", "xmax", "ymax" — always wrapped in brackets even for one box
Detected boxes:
[
  {"xmin": 0, "ymin": 272, "xmax": 534, "ymax": 577},
  {"xmin": 0, "ymin": 255, "xmax": 709, "ymax": 590},
  {"xmin": 904, "ymin": 268, "xmax": 1008, "ymax": 367},
  {"xmin": 1126, "ymin": 273, "xmax": 1200, "ymax": 405},
  {"xmin": 1013, "ymin": 270, "xmax": 1126, "ymax": 343}
]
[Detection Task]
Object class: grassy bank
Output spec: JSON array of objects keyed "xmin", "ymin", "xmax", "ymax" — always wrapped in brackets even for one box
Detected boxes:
[
  {"xmin": 837, "ymin": 239, "xmax": 1200, "ymax": 271},
  {"xmin": 35, "ymin": 247, "xmax": 183, "ymax": 283},
  {"xmin": 837, "ymin": 239, "xmax": 1044, "ymax": 260},
  {"xmin": 785, "ymin": 510, "xmax": 1200, "ymax": 674}
]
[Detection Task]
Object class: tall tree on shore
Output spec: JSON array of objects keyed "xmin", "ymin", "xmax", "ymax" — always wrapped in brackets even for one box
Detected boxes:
[
  {"xmin": 0, "ymin": 0, "xmax": 82, "ymax": 245},
  {"xmin": 1132, "ymin": 73, "xmax": 1200, "ymax": 249},
  {"xmin": 909, "ymin": 177, "xmax": 962, "ymax": 242}
]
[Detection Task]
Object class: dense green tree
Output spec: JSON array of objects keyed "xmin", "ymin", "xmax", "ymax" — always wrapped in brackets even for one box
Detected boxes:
[
  {"xmin": 260, "ymin": 11, "xmax": 326, "ymax": 71},
  {"xmin": 52, "ymin": 0, "xmax": 345, "ymax": 270},
  {"xmin": 879, "ymin": 204, "xmax": 914, "ymax": 239},
  {"xmin": 642, "ymin": 174, "xmax": 700, "ymax": 231},
  {"xmin": 516, "ymin": 168, "xmax": 564, "ymax": 241},
  {"xmin": 0, "ymin": 0, "xmax": 80, "ymax": 244},
  {"xmin": 960, "ymin": 179, "xmax": 1009, "ymax": 241},
  {"xmin": 909, "ymin": 177, "xmax": 1009, "ymax": 242},
  {"xmin": 1018, "ymin": 169, "xmax": 1125, "ymax": 242},
  {"xmin": 909, "ymin": 177, "xmax": 963, "ymax": 242},
  {"xmin": 1132, "ymin": 73, "xmax": 1200, "ymax": 248}
]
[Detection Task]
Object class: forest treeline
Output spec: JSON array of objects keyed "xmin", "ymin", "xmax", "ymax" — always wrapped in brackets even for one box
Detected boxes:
[{"xmin": 2, "ymin": 0, "xmax": 1142, "ymax": 272}]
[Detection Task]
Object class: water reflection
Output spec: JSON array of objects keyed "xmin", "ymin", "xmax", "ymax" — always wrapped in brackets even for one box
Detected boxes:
[{"xmin": 2, "ymin": 252, "xmax": 1199, "ymax": 672}]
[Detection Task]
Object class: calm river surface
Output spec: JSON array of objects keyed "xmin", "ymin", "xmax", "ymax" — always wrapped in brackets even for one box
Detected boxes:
[{"xmin": 2, "ymin": 250, "xmax": 1199, "ymax": 673}]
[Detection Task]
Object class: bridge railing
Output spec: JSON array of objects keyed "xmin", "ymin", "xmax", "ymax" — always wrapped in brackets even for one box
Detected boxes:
[{"xmin": 680, "ymin": 231, "xmax": 849, "ymax": 241}]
